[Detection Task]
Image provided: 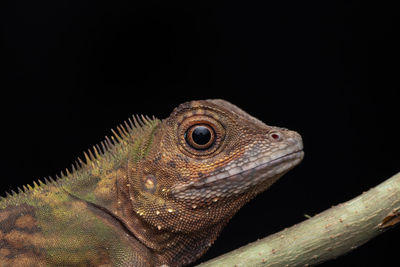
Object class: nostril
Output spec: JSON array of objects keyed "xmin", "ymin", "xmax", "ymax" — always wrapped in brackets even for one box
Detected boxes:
[{"xmin": 269, "ymin": 132, "xmax": 282, "ymax": 141}]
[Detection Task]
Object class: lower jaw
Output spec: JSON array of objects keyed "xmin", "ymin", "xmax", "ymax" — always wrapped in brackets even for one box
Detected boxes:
[{"xmin": 172, "ymin": 151, "xmax": 304, "ymax": 201}]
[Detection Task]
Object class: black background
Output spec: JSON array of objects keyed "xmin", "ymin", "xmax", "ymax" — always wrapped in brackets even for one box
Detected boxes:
[{"xmin": 1, "ymin": 1, "xmax": 399, "ymax": 266}]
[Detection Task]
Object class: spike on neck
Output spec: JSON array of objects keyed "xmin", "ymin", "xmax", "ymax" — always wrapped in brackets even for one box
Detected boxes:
[{"xmin": 0, "ymin": 115, "xmax": 160, "ymax": 207}]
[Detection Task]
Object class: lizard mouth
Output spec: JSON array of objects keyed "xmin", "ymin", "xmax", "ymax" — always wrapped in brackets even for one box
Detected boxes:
[
  {"xmin": 172, "ymin": 149, "xmax": 304, "ymax": 199},
  {"xmin": 197, "ymin": 150, "xmax": 303, "ymax": 187}
]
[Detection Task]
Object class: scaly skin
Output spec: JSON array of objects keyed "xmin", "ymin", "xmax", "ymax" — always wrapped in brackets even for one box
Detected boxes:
[{"xmin": 0, "ymin": 99, "xmax": 303, "ymax": 267}]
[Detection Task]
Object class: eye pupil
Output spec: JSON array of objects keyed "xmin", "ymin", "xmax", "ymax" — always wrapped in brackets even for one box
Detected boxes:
[{"xmin": 192, "ymin": 126, "xmax": 211, "ymax": 145}]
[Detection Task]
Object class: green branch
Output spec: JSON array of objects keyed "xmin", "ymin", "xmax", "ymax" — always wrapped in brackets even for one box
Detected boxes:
[{"xmin": 196, "ymin": 172, "xmax": 400, "ymax": 266}]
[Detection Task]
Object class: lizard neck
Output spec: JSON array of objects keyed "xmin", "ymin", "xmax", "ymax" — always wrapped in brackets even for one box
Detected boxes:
[
  {"xmin": 60, "ymin": 117, "xmax": 160, "ymax": 206},
  {"xmin": 57, "ymin": 119, "xmax": 164, "ymax": 252}
]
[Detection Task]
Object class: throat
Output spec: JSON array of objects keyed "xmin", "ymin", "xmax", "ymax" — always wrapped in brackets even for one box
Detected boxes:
[{"xmin": 115, "ymin": 202, "xmax": 228, "ymax": 266}]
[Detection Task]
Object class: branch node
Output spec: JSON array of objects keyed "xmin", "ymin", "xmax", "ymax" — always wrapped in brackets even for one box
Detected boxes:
[{"xmin": 379, "ymin": 207, "xmax": 400, "ymax": 229}]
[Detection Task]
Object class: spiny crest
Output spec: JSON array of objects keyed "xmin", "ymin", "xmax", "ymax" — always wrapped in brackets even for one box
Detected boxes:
[
  {"xmin": 0, "ymin": 114, "xmax": 158, "ymax": 202},
  {"xmin": 63, "ymin": 113, "xmax": 158, "ymax": 175},
  {"xmin": 0, "ymin": 177, "xmax": 50, "ymax": 202}
]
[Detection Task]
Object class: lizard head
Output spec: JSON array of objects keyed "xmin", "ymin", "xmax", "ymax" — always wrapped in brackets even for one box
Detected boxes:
[
  {"xmin": 129, "ymin": 99, "xmax": 303, "ymax": 234},
  {"xmin": 166, "ymin": 99, "xmax": 304, "ymax": 203}
]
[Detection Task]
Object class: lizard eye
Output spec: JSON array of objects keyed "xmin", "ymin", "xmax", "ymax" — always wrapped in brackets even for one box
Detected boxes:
[
  {"xmin": 185, "ymin": 124, "xmax": 215, "ymax": 150},
  {"xmin": 178, "ymin": 115, "xmax": 225, "ymax": 157}
]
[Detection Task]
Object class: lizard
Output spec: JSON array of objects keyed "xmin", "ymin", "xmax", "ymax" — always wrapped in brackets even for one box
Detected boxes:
[{"xmin": 0, "ymin": 99, "xmax": 304, "ymax": 267}]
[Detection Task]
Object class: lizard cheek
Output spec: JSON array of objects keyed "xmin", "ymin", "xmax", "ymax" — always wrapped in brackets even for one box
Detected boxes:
[{"xmin": 141, "ymin": 174, "xmax": 157, "ymax": 194}]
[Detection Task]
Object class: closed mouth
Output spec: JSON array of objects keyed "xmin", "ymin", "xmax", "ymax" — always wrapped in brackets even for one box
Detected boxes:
[
  {"xmin": 200, "ymin": 150, "xmax": 304, "ymax": 187},
  {"xmin": 173, "ymin": 149, "xmax": 304, "ymax": 193}
]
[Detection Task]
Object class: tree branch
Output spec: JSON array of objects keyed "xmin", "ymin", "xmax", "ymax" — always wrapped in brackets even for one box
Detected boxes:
[{"xmin": 196, "ymin": 172, "xmax": 400, "ymax": 267}]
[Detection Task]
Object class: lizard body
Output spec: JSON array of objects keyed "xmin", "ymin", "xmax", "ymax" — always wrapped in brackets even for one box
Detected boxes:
[{"xmin": 0, "ymin": 99, "xmax": 304, "ymax": 266}]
